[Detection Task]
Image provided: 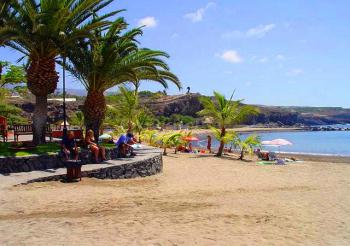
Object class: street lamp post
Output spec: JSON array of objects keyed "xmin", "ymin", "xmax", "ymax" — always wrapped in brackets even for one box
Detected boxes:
[{"xmin": 62, "ymin": 55, "xmax": 67, "ymax": 139}]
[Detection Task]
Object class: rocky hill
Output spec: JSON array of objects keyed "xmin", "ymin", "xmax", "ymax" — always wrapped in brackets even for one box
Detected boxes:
[
  {"xmin": 140, "ymin": 93, "xmax": 350, "ymax": 126},
  {"xmin": 8, "ymin": 93, "xmax": 350, "ymax": 126}
]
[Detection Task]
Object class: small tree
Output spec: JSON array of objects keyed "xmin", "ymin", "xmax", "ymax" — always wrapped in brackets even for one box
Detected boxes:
[
  {"xmin": 141, "ymin": 130, "xmax": 158, "ymax": 147},
  {"xmin": 69, "ymin": 111, "xmax": 85, "ymax": 130},
  {"xmin": 158, "ymin": 132, "xmax": 182, "ymax": 155},
  {"xmin": 0, "ymin": 88, "xmax": 27, "ymax": 125},
  {"xmin": 0, "ymin": 63, "xmax": 26, "ymax": 88},
  {"xmin": 198, "ymin": 91, "xmax": 259, "ymax": 156},
  {"xmin": 233, "ymin": 134, "xmax": 261, "ymax": 160},
  {"xmin": 211, "ymin": 127, "xmax": 236, "ymax": 153},
  {"xmin": 134, "ymin": 109, "xmax": 154, "ymax": 143},
  {"xmin": 172, "ymin": 134, "xmax": 185, "ymax": 154},
  {"xmin": 119, "ymin": 86, "xmax": 139, "ymax": 131}
]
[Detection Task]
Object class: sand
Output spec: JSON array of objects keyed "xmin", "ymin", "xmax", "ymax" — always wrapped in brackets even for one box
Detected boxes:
[{"xmin": 1, "ymin": 154, "xmax": 350, "ymax": 245}]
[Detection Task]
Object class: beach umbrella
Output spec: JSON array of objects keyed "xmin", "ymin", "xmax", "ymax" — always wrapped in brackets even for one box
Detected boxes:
[
  {"xmin": 262, "ymin": 139, "xmax": 292, "ymax": 146},
  {"xmin": 262, "ymin": 138, "xmax": 292, "ymax": 153},
  {"xmin": 183, "ymin": 136, "xmax": 199, "ymax": 141},
  {"xmin": 270, "ymin": 139, "xmax": 292, "ymax": 146}
]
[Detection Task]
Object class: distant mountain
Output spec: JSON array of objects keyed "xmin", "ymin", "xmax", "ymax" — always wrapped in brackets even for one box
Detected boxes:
[
  {"xmin": 140, "ymin": 93, "xmax": 350, "ymax": 126},
  {"xmin": 8, "ymin": 92, "xmax": 350, "ymax": 126},
  {"xmin": 54, "ymin": 88, "xmax": 87, "ymax": 96}
]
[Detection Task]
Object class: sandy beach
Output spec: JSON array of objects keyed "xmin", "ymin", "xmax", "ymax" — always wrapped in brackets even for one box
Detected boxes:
[{"xmin": 1, "ymin": 153, "xmax": 350, "ymax": 245}]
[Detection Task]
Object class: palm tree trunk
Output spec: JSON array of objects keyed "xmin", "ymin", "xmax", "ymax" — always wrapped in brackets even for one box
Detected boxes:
[
  {"xmin": 137, "ymin": 130, "xmax": 142, "ymax": 143},
  {"xmin": 163, "ymin": 147, "xmax": 167, "ymax": 155},
  {"xmin": 83, "ymin": 90, "xmax": 106, "ymax": 141},
  {"xmin": 128, "ymin": 120, "xmax": 132, "ymax": 132},
  {"xmin": 27, "ymin": 56, "xmax": 58, "ymax": 145},
  {"xmin": 32, "ymin": 96, "xmax": 48, "ymax": 144},
  {"xmin": 216, "ymin": 126, "xmax": 226, "ymax": 156},
  {"xmin": 239, "ymin": 148, "xmax": 244, "ymax": 160}
]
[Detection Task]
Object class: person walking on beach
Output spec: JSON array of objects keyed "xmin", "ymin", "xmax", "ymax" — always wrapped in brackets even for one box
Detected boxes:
[{"xmin": 207, "ymin": 135, "xmax": 212, "ymax": 153}]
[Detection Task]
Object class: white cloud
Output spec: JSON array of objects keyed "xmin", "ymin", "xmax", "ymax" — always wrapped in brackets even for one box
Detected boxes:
[
  {"xmin": 222, "ymin": 23, "xmax": 276, "ymax": 39},
  {"xmin": 276, "ymin": 54, "xmax": 286, "ymax": 61},
  {"xmin": 184, "ymin": 2, "xmax": 215, "ymax": 23},
  {"xmin": 287, "ymin": 68, "xmax": 303, "ymax": 76},
  {"xmin": 138, "ymin": 16, "xmax": 157, "ymax": 28},
  {"xmin": 258, "ymin": 57, "xmax": 269, "ymax": 63},
  {"xmin": 246, "ymin": 24, "xmax": 276, "ymax": 38},
  {"xmin": 218, "ymin": 50, "xmax": 242, "ymax": 64}
]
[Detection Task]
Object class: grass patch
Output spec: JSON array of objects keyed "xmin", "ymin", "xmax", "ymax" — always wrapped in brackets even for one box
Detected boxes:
[
  {"xmin": 0, "ymin": 142, "xmax": 61, "ymax": 157},
  {"xmin": 99, "ymin": 142, "xmax": 116, "ymax": 149}
]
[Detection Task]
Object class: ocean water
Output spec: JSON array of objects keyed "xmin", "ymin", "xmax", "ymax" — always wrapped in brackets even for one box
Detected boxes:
[{"xmin": 197, "ymin": 130, "xmax": 350, "ymax": 157}]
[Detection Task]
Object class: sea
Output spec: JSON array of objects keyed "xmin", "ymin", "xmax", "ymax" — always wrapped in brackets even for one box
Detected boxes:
[{"xmin": 196, "ymin": 124, "xmax": 350, "ymax": 157}]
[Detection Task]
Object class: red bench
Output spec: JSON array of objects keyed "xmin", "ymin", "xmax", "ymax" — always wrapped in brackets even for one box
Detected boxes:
[{"xmin": 0, "ymin": 116, "xmax": 8, "ymax": 142}]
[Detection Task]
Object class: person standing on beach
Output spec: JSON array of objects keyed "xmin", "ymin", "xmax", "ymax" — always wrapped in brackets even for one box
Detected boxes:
[{"xmin": 207, "ymin": 135, "xmax": 212, "ymax": 153}]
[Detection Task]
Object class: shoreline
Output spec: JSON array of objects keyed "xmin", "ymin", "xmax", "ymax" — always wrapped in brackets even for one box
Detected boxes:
[
  {"xmin": 169, "ymin": 127, "xmax": 305, "ymax": 135},
  {"xmin": 277, "ymin": 152, "xmax": 350, "ymax": 164},
  {"xmin": 224, "ymin": 151, "xmax": 350, "ymax": 164}
]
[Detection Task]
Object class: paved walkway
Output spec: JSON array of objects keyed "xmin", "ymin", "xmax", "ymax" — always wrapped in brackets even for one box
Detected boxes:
[{"xmin": 0, "ymin": 146, "xmax": 162, "ymax": 189}]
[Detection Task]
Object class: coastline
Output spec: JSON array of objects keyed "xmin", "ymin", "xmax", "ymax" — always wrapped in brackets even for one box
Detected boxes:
[
  {"xmin": 169, "ymin": 127, "xmax": 304, "ymax": 135},
  {"xmin": 217, "ymin": 150, "xmax": 350, "ymax": 164},
  {"xmin": 277, "ymin": 152, "xmax": 350, "ymax": 164},
  {"xmin": 168, "ymin": 127, "xmax": 350, "ymax": 161}
]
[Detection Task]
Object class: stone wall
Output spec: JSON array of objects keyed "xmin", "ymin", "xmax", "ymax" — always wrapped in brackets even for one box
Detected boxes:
[
  {"xmin": 0, "ymin": 147, "xmax": 119, "ymax": 174},
  {"xmin": 27, "ymin": 154, "xmax": 163, "ymax": 183}
]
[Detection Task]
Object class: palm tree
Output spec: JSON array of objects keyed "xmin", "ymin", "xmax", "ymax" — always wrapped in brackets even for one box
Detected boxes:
[
  {"xmin": 117, "ymin": 86, "xmax": 139, "ymax": 131},
  {"xmin": 158, "ymin": 132, "xmax": 182, "ymax": 155},
  {"xmin": 210, "ymin": 127, "xmax": 236, "ymax": 153},
  {"xmin": 69, "ymin": 111, "xmax": 85, "ymax": 131},
  {"xmin": 233, "ymin": 134, "xmax": 261, "ymax": 160},
  {"xmin": 198, "ymin": 91, "xmax": 259, "ymax": 156},
  {"xmin": 64, "ymin": 17, "xmax": 181, "ymax": 140},
  {"xmin": 0, "ymin": 0, "xmax": 114, "ymax": 144},
  {"xmin": 140, "ymin": 129, "xmax": 158, "ymax": 147},
  {"xmin": 134, "ymin": 109, "xmax": 154, "ymax": 143},
  {"xmin": 0, "ymin": 61, "xmax": 9, "ymax": 83}
]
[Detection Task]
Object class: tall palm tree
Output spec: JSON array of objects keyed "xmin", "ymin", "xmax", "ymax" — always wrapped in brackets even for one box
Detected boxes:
[
  {"xmin": 0, "ymin": 0, "xmax": 114, "ymax": 144},
  {"xmin": 198, "ymin": 91, "xmax": 259, "ymax": 156},
  {"xmin": 65, "ymin": 17, "xmax": 181, "ymax": 140}
]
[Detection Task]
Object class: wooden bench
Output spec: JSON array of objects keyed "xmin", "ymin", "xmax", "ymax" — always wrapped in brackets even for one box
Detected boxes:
[{"xmin": 12, "ymin": 124, "xmax": 53, "ymax": 142}]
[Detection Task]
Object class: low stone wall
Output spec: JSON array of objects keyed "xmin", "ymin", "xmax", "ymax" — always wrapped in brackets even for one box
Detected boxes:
[
  {"xmin": 0, "ymin": 147, "xmax": 119, "ymax": 174},
  {"xmin": 27, "ymin": 154, "xmax": 163, "ymax": 183}
]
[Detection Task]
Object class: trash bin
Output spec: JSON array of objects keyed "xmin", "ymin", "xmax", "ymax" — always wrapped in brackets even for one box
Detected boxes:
[{"xmin": 65, "ymin": 160, "xmax": 82, "ymax": 182}]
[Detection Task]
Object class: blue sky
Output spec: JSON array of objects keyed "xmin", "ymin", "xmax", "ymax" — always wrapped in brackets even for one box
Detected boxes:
[{"xmin": 1, "ymin": 0, "xmax": 350, "ymax": 107}]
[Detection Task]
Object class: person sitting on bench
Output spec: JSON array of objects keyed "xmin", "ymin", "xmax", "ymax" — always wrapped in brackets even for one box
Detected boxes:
[
  {"xmin": 85, "ymin": 129, "xmax": 106, "ymax": 163},
  {"xmin": 116, "ymin": 132, "xmax": 136, "ymax": 158},
  {"xmin": 62, "ymin": 131, "xmax": 79, "ymax": 160}
]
